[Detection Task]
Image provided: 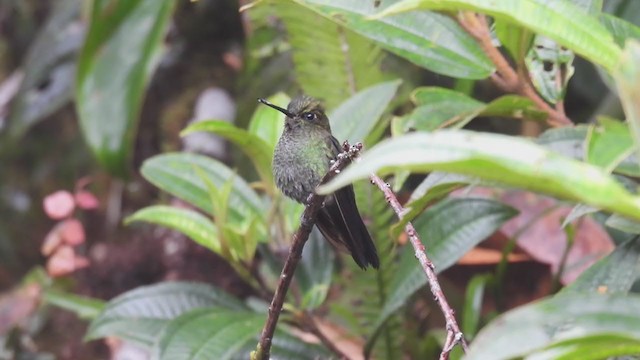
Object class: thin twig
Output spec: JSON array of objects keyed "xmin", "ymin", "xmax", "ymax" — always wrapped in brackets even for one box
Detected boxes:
[
  {"xmin": 370, "ymin": 175, "xmax": 469, "ymax": 359},
  {"xmin": 457, "ymin": 12, "xmax": 572, "ymax": 127},
  {"xmin": 252, "ymin": 143, "xmax": 363, "ymax": 360}
]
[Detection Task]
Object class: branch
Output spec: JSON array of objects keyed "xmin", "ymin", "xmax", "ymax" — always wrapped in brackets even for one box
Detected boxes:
[
  {"xmin": 252, "ymin": 143, "xmax": 363, "ymax": 360},
  {"xmin": 370, "ymin": 175, "xmax": 469, "ymax": 359},
  {"xmin": 457, "ymin": 12, "xmax": 572, "ymax": 128}
]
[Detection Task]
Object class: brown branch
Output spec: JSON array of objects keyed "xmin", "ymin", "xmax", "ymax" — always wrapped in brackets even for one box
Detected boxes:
[
  {"xmin": 370, "ymin": 175, "xmax": 469, "ymax": 359},
  {"xmin": 457, "ymin": 12, "xmax": 572, "ymax": 127},
  {"xmin": 252, "ymin": 143, "xmax": 363, "ymax": 360}
]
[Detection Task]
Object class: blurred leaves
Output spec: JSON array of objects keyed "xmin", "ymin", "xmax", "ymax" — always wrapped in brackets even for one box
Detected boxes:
[
  {"xmin": 393, "ymin": 87, "xmax": 546, "ymax": 134},
  {"xmin": 369, "ymin": 198, "xmax": 516, "ymax": 340},
  {"xmin": 375, "ymin": 0, "xmax": 621, "ymax": 73},
  {"xmin": 330, "ymin": 79, "xmax": 400, "ymax": 144},
  {"xmin": 613, "ymin": 40, "xmax": 640, "ymax": 164},
  {"xmin": 76, "ymin": 0, "xmax": 176, "ymax": 176},
  {"xmin": 269, "ymin": 1, "xmax": 387, "ymax": 109},
  {"xmin": 467, "ymin": 294, "xmax": 640, "ymax": 359},
  {"xmin": 585, "ymin": 117, "xmax": 635, "ymax": 172},
  {"xmin": 8, "ymin": 0, "xmax": 83, "ymax": 137},
  {"xmin": 562, "ymin": 235, "xmax": 640, "ymax": 294},
  {"xmin": 182, "ymin": 121, "xmax": 274, "ymax": 189},
  {"xmin": 295, "ymin": 0, "xmax": 494, "ymax": 79}
]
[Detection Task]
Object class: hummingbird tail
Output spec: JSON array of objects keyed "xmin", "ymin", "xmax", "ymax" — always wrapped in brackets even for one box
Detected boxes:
[{"xmin": 316, "ymin": 187, "xmax": 380, "ymax": 270}]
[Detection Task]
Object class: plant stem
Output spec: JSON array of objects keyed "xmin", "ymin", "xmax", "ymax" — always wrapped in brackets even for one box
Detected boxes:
[
  {"xmin": 252, "ymin": 143, "xmax": 362, "ymax": 360},
  {"xmin": 457, "ymin": 12, "xmax": 572, "ymax": 128},
  {"xmin": 370, "ymin": 175, "xmax": 469, "ymax": 359}
]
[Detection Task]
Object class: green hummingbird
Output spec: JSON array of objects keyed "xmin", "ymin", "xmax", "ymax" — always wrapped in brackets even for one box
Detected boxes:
[{"xmin": 258, "ymin": 96, "xmax": 380, "ymax": 269}]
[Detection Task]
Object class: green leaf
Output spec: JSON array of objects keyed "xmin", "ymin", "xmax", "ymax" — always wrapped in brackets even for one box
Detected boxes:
[
  {"xmin": 613, "ymin": 40, "xmax": 640, "ymax": 165},
  {"xmin": 125, "ymin": 205, "xmax": 221, "ymax": 254},
  {"xmin": 86, "ymin": 282, "xmax": 246, "ymax": 347},
  {"xmin": 156, "ymin": 308, "xmax": 262, "ymax": 360},
  {"xmin": 562, "ymin": 235, "xmax": 640, "ymax": 294},
  {"xmin": 390, "ymin": 172, "xmax": 469, "ymax": 237},
  {"xmin": 494, "ymin": 20, "xmax": 533, "ymax": 62},
  {"xmin": 463, "ymin": 274, "xmax": 490, "ymax": 339},
  {"xmin": 371, "ymin": 198, "xmax": 517, "ymax": 337},
  {"xmin": 606, "ymin": 214, "xmax": 640, "ymax": 235},
  {"xmin": 181, "ymin": 121, "xmax": 274, "ymax": 188},
  {"xmin": 525, "ymin": 35, "xmax": 575, "ymax": 104},
  {"xmin": 330, "ymin": 80, "xmax": 401, "ymax": 144},
  {"xmin": 318, "ymin": 130, "xmax": 640, "ymax": 222},
  {"xmin": 296, "ymin": 230, "xmax": 334, "ymax": 310},
  {"xmin": 396, "ymin": 87, "xmax": 546, "ymax": 133},
  {"xmin": 398, "ymin": 87, "xmax": 484, "ymax": 132},
  {"xmin": 535, "ymin": 334, "xmax": 640, "ymax": 360},
  {"xmin": 8, "ymin": 0, "xmax": 81, "ymax": 137},
  {"xmin": 76, "ymin": 0, "xmax": 176, "ymax": 176},
  {"xmin": 586, "ymin": 116, "xmax": 636, "ymax": 172},
  {"xmin": 44, "ymin": 290, "xmax": 105, "ymax": 320},
  {"xmin": 466, "ymin": 294, "xmax": 640, "ymax": 359},
  {"xmin": 249, "ymin": 93, "xmax": 290, "ymax": 151},
  {"xmin": 141, "ymin": 153, "xmax": 265, "ymax": 222},
  {"xmin": 295, "ymin": 0, "xmax": 494, "ymax": 79},
  {"xmin": 271, "ymin": 1, "xmax": 386, "ymax": 109},
  {"xmin": 537, "ymin": 126, "xmax": 588, "ymax": 159},
  {"xmin": 374, "ymin": 0, "xmax": 621, "ymax": 73},
  {"xmin": 600, "ymin": 13, "xmax": 640, "ymax": 47}
]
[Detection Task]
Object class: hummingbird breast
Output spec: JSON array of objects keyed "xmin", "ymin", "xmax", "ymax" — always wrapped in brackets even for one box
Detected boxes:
[{"xmin": 273, "ymin": 128, "xmax": 334, "ymax": 203}]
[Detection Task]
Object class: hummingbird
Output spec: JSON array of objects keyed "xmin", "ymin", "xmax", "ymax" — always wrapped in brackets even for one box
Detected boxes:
[{"xmin": 258, "ymin": 96, "xmax": 380, "ymax": 269}]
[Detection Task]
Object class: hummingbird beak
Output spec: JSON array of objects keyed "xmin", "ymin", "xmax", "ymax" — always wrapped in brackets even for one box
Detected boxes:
[{"xmin": 258, "ymin": 98, "xmax": 295, "ymax": 118}]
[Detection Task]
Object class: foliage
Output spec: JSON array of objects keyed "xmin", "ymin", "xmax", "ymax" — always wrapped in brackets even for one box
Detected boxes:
[{"xmin": 11, "ymin": 0, "xmax": 640, "ymax": 358}]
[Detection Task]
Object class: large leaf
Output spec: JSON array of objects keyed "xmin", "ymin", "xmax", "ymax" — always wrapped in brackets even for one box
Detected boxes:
[
  {"xmin": 613, "ymin": 40, "xmax": 640, "ymax": 164},
  {"xmin": 466, "ymin": 294, "xmax": 640, "ymax": 359},
  {"xmin": 600, "ymin": 13, "xmax": 640, "ymax": 47},
  {"xmin": 395, "ymin": 87, "xmax": 546, "ymax": 133},
  {"xmin": 158, "ymin": 308, "xmax": 330, "ymax": 360},
  {"xmin": 295, "ymin": 0, "xmax": 494, "ymax": 79},
  {"xmin": 538, "ymin": 125, "xmax": 640, "ymax": 177},
  {"xmin": 330, "ymin": 79, "xmax": 401, "ymax": 144},
  {"xmin": 141, "ymin": 153, "xmax": 264, "ymax": 221},
  {"xmin": 374, "ymin": 0, "xmax": 621, "ymax": 73},
  {"xmin": 157, "ymin": 309, "xmax": 262, "ymax": 360},
  {"xmin": 562, "ymin": 235, "xmax": 640, "ymax": 294},
  {"xmin": 318, "ymin": 131, "xmax": 640, "ymax": 222},
  {"xmin": 370, "ymin": 198, "xmax": 517, "ymax": 340},
  {"xmin": 269, "ymin": 1, "xmax": 386, "ymax": 109},
  {"xmin": 86, "ymin": 282, "xmax": 246, "ymax": 347},
  {"xmin": 532, "ymin": 334, "xmax": 640, "ymax": 360},
  {"xmin": 125, "ymin": 205, "xmax": 220, "ymax": 254},
  {"xmin": 8, "ymin": 0, "xmax": 82, "ymax": 137},
  {"xmin": 181, "ymin": 121, "xmax": 274, "ymax": 188},
  {"xmin": 585, "ymin": 117, "xmax": 635, "ymax": 172},
  {"xmin": 76, "ymin": 0, "xmax": 175, "ymax": 176}
]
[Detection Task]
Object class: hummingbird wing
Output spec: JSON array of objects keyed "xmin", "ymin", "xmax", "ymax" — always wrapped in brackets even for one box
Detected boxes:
[{"xmin": 315, "ymin": 136, "xmax": 380, "ymax": 269}]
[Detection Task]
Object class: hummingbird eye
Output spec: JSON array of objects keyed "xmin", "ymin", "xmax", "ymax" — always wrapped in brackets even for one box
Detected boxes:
[{"xmin": 303, "ymin": 112, "xmax": 316, "ymax": 121}]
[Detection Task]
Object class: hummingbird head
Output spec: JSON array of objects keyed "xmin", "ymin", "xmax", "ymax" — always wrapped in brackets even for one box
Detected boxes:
[{"xmin": 258, "ymin": 95, "xmax": 330, "ymax": 132}]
